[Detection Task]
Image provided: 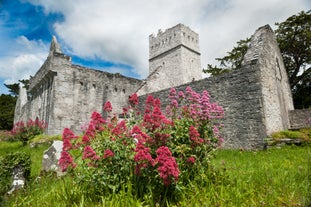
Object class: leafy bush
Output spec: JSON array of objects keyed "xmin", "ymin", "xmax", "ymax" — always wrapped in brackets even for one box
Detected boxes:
[
  {"xmin": 11, "ymin": 118, "xmax": 47, "ymax": 145},
  {"xmin": 0, "ymin": 130, "xmax": 14, "ymax": 142},
  {"xmin": 0, "ymin": 152, "xmax": 31, "ymax": 196},
  {"xmin": 59, "ymin": 87, "xmax": 224, "ymax": 202}
]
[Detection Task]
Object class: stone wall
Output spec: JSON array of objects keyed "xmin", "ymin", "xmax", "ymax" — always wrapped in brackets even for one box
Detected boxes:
[
  {"xmin": 14, "ymin": 37, "xmax": 142, "ymax": 135},
  {"xmin": 138, "ymin": 25, "xmax": 294, "ymax": 150},
  {"xmin": 138, "ymin": 24, "xmax": 201, "ymax": 95},
  {"xmin": 289, "ymin": 109, "xmax": 311, "ymax": 129},
  {"xmin": 139, "ymin": 63, "xmax": 266, "ymax": 150},
  {"xmin": 244, "ymin": 25, "xmax": 294, "ymax": 135},
  {"xmin": 14, "ymin": 24, "xmax": 296, "ymax": 149}
]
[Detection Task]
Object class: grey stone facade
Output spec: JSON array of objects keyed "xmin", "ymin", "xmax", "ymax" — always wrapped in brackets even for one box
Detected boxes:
[
  {"xmin": 14, "ymin": 37, "xmax": 142, "ymax": 135},
  {"xmin": 14, "ymin": 24, "xmax": 300, "ymax": 149},
  {"xmin": 137, "ymin": 24, "xmax": 202, "ymax": 95}
]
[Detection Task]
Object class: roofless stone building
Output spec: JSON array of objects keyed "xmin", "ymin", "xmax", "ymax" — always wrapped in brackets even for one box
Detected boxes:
[{"xmin": 15, "ymin": 24, "xmax": 303, "ymax": 149}]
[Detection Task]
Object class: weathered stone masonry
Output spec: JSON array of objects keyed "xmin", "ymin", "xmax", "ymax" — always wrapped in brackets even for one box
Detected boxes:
[{"xmin": 15, "ymin": 24, "xmax": 307, "ymax": 149}]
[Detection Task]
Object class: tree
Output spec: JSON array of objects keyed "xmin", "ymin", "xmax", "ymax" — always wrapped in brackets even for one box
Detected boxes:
[
  {"xmin": 203, "ymin": 38, "xmax": 250, "ymax": 76},
  {"xmin": 4, "ymin": 83, "xmax": 19, "ymax": 97},
  {"xmin": 4, "ymin": 79, "xmax": 30, "ymax": 97},
  {"xmin": 204, "ymin": 10, "xmax": 311, "ymax": 108},
  {"xmin": 0, "ymin": 94, "xmax": 17, "ymax": 130},
  {"xmin": 275, "ymin": 10, "xmax": 311, "ymax": 109}
]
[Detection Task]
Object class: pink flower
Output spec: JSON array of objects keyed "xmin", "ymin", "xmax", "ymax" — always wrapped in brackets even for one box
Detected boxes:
[
  {"xmin": 134, "ymin": 142, "xmax": 155, "ymax": 175},
  {"xmin": 189, "ymin": 126, "xmax": 203, "ymax": 146},
  {"xmin": 178, "ymin": 91, "xmax": 185, "ymax": 99},
  {"xmin": 83, "ymin": 145, "xmax": 100, "ymax": 160},
  {"xmin": 129, "ymin": 93, "xmax": 139, "ymax": 106},
  {"xmin": 82, "ymin": 134, "xmax": 90, "ymax": 144},
  {"xmin": 90, "ymin": 112, "xmax": 106, "ymax": 131},
  {"xmin": 103, "ymin": 101, "xmax": 113, "ymax": 112},
  {"xmin": 59, "ymin": 151, "xmax": 76, "ymax": 172},
  {"xmin": 155, "ymin": 146, "xmax": 179, "ymax": 186},
  {"xmin": 103, "ymin": 149, "xmax": 114, "ymax": 159},
  {"xmin": 186, "ymin": 156, "xmax": 196, "ymax": 164},
  {"xmin": 62, "ymin": 128, "xmax": 78, "ymax": 151}
]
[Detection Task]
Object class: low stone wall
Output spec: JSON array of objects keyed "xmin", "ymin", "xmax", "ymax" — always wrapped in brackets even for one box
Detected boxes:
[{"xmin": 289, "ymin": 109, "xmax": 311, "ymax": 129}]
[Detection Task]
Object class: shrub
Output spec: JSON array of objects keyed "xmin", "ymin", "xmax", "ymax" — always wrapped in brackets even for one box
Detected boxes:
[
  {"xmin": 0, "ymin": 130, "xmax": 14, "ymax": 142},
  {"xmin": 0, "ymin": 152, "xmax": 31, "ymax": 196},
  {"xmin": 11, "ymin": 118, "xmax": 47, "ymax": 145},
  {"xmin": 59, "ymin": 87, "xmax": 224, "ymax": 202}
]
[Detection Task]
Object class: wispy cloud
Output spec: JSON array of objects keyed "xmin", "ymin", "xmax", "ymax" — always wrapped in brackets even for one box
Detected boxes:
[{"xmin": 0, "ymin": 0, "xmax": 310, "ymax": 94}]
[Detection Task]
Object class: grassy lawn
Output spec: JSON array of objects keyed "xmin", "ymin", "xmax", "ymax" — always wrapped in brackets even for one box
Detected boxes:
[{"xmin": 1, "ymin": 141, "xmax": 310, "ymax": 206}]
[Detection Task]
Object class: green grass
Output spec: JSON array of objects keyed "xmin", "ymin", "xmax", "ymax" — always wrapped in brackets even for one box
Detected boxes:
[
  {"xmin": 1, "ymin": 142, "xmax": 310, "ymax": 207},
  {"xmin": 0, "ymin": 141, "xmax": 50, "ymax": 178}
]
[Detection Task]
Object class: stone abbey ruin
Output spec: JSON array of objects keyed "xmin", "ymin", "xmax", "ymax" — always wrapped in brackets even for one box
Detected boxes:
[{"xmin": 14, "ymin": 24, "xmax": 309, "ymax": 149}]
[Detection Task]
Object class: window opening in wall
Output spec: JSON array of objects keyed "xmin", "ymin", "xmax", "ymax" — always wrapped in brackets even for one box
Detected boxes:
[
  {"xmin": 80, "ymin": 81, "xmax": 83, "ymax": 86},
  {"xmin": 92, "ymin": 84, "xmax": 96, "ymax": 89},
  {"xmin": 105, "ymin": 85, "xmax": 108, "ymax": 90},
  {"xmin": 114, "ymin": 87, "xmax": 118, "ymax": 92},
  {"xmin": 122, "ymin": 89, "xmax": 125, "ymax": 93},
  {"xmin": 275, "ymin": 58, "xmax": 282, "ymax": 81},
  {"xmin": 183, "ymin": 32, "xmax": 185, "ymax": 37}
]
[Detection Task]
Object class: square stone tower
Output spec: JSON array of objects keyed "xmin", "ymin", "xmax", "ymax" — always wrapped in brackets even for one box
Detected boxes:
[{"xmin": 137, "ymin": 24, "xmax": 202, "ymax": 95}]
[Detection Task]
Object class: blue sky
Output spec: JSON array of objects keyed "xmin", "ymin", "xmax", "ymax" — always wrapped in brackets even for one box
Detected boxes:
[{"xmin": 0, "ymin": 0, "xmax": 310, "ymax": 95}]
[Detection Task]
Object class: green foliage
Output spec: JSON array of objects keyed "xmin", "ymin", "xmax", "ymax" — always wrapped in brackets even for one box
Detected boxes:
[
  {"xmin": 275, "ymin": 10, "xmax": 311, "ymax": 109},
  {"xmin": 60, "ymin": 87, "xmax": 224, "ymax": 204},
  {"xmin": 1, "ymin": 145, "xmax": 310, "ymax": 206},
  {"xmin": 0, "ymin": 94, "xmax": 17, "ymax": 130},
  {"xmin": 4, "ymin": 83, "xmax": 19, "ymax": 97},
  {"xmin": 0, "ymin": 130, "xmax": 14, "ymax": 142},
  {"xmin": 271, "ymin": 128, "xmax": 311, "ymax": 142},
  {"xmin": 0, "ymin": 152, "xmax": 31, "ymax": 196},
  {"xmin": 203, "ymin": 38, "xmax": 250, "ymax": 76}
]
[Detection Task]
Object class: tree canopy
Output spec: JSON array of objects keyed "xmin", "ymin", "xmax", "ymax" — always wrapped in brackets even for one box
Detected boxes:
[
  {"xmin": 204, "ymin": 10, "xmax": 311, "ymax": 109},
  {"xmin": 0, "ymin": 94, "xmax": 17, "ymax": 130}
]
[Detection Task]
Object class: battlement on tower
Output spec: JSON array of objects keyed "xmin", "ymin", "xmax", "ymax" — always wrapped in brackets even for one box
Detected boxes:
[{"xmin": 149, "ymin": 24, "xmax": 200, "ymax": 61}]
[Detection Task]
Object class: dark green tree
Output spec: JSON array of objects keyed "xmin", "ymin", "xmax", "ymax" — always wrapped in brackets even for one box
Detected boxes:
[
  {"xmin": 0, "ymin": 94, "xmax": 17, "ymax": 130},
  {"xmin": 4, "ymin": 83, "xmax": 19, "ymax": 97},
  {"xmin": 203, "ymin": 38, "xmax": 250, "ymax": 76},
  {"xmin": 204, "ymin": 10, "xmax": 311, "ymax": 108},
  {"xmin": 275, "ymin": 10, "xmax": 311, "ymax": 109}
]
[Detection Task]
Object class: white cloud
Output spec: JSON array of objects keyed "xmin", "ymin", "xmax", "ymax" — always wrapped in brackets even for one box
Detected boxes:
[
  {"xmin": 18, "ymin": 0, "xmax": 311, "ymax": 80},
  {"xmin": 0, "ymin": 36, "xmax": 48, "ymax": 85}
]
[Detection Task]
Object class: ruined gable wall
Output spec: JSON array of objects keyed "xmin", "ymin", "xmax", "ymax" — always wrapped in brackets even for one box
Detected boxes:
[
  {"xmin": 138, "ymin": 63, "xmax": 266, "ymax": 150},
  {"xmin": 243, "ymin": 25, "xmax": 294, "ymax": 135}
]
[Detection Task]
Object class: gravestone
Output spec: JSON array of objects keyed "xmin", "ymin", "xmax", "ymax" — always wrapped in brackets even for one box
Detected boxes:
[
  {"xmin": 42, "ymin": 140, "xmax": 64, "ymax": 176},
  {"xmin": 7, "ymin": 165, "xmax": 25, "ymax": 194}
]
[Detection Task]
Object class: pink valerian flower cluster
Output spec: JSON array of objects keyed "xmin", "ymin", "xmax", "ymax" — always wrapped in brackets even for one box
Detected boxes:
[
  {"xmin": 155, "ymin": 146, "xmax": 180, "ymax": 186},
  {"xmin": 103, "ymin": 101, "xmax": 113, "ymax": 112},
  {"xmin": 11, "ymin": 118, "xmax": 47, "ymax": 136},
  {"xmin": 143, "ymin": 95, "xmax": 173, "ymax": 132},
  {"xmin": 62, "ymin": 128, "xmax": 78, "ymax": 151},
  {"xmin": 81, "ymin": 111, "xmax": 107, "ymax": 145},
  {"xmin": 167, "ymin": 86, "xmax": 224, "ymax": 122},
  {"xmin": 103, "ymin": 149, "xmax": 114, "ymax": 159},
  {"xmin": 189, "ymin": 126, "xmax": 204, "ymax": 146},
  {"xmin": 134, "ymin": 141, "xmax": 155, "ymax": 175},
  {"xmin": 186, "ymin": 156, "xmax": 196, "ymax": 164},
  {"xmin": 59, "ymin": 151, "xmax": 76, "ymax": 172},
  {"xmin": 83, "ymin": 145, "xmax": 100, "ymax": 160},
  {"xmin": 129, "ymin": 93, "xmax": 139, "ymax": 107},
  {"xmin": 59, "ymin": 128, "xmax": 78, "ymax": 172}
]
